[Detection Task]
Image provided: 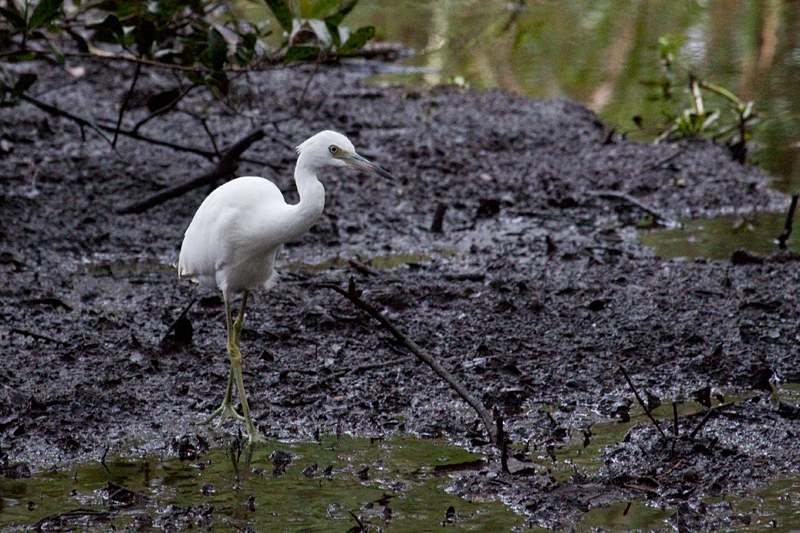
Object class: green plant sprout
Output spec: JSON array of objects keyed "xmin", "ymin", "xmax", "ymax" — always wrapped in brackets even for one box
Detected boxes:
[{"xmin": 648, "ymin": 33, "xmax": 756, "ymax": 163}]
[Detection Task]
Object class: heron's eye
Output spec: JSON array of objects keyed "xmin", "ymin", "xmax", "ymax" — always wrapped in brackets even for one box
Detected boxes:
[{"xmin": 329, "ymin": 145, "xmax": 339, "ymax": 155}]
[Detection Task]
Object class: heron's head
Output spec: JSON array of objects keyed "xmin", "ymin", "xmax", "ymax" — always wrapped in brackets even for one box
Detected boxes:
[{"xmin": 297, "ymin": 130, "xmax": 394, "ymax": 180}]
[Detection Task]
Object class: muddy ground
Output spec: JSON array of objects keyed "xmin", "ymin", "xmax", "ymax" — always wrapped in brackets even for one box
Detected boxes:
[{"xmin": 1, "ymin": 59, "xmax": 800, "ymax": 531}]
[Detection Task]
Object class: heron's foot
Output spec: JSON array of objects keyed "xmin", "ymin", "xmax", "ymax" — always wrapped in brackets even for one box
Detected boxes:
[
  {"xmin": 246, "ymin": 427, "xmax": 266, "ymax": 446},
  {"xmin": 200, "ymin": 400, "xmax": 246, "ymax": 428}
]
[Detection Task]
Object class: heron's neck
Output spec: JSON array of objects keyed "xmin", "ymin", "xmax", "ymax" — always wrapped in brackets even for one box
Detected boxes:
[{"xmin": 287, "ymin": 158, "xmax": 326, "ymax": 239}]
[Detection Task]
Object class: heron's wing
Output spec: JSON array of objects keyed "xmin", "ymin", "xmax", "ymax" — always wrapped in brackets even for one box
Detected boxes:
[{"xmin": 177, "ymin": 176, "xmax": 286, "ymax": 284}]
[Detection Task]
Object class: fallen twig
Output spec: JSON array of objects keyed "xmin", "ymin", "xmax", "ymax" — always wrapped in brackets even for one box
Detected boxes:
[
  {"xmin": 322, "ymin": 277, "xmax": 499, "ymax": 446},
  {"xmin": 589, "ymin": 190, "xmax": 682, "ymax": 228},
  {"xmin": 117, "ymin": 128, "xmax": 266, "ymax": 214},
  {"xmin": 646, "ymin": 147, "xmax": 687, "ymax": 171},
  {"xmin": 10, "ymin": 327, "xmax": 64, "ymax": 345},
  {"xmin": 776, "ymin": 193, "xmax": 799, "ymax": 250},
  {"xmin": 292, "ymin": 356, "xmax": 414, "ymax": 396},
  {"xmin": 160, "ymin": 297, "xmax": 197, "ymax": 344},
  {"xmin": 619, "ymin": 366, "xmax": 667, "ymax": 439},
  {"xmin": 672, "ymin": 401, "xmax": 679, "ymax": 436},
  {"xmin": 688, "ymin": 401, "xmax": 735, "ymax": 440}
]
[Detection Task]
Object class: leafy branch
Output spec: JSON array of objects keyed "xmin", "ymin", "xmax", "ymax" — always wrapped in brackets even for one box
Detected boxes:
[{"xmin": 0, "ymin": 0, "xmax": 380, "ymax": 178}]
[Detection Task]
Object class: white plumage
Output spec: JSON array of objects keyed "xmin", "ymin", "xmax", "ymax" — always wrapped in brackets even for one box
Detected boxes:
[{"xmin": 176, "ymin": 130, "xmax": 393, "ymax": 444}]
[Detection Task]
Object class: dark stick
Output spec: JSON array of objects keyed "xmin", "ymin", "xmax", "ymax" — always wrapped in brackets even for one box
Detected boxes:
[
  {"xmin": 132, "ymin": 97, "xmax": 179, "ymax": 134},
  {"xmin": 688, "ymin": 402, "xmax": 734, "ymax": 440},
  {"xmin": 619, "ymin": 366, "xmax": 667, "ymax": 439},
  {"xmin": 160, "ymin": 297, "xmax": 197, "ymax": 343},
  {"xmin": 345, "ymin": 509, "xmax": 366, "ymax": 530},
  {"xmin": 112, "ymin": 61, "xmax": 142, "ymax": 148},
  {"xmin": 132, "ymin": 84, "xmax": 199, "ymax": 134},
  {"xmin": 776, "ymin": 193, "xmax": 799, "ymax": 250},
  {"xmin": 117, "ymin": 129, "xmax": 266, "ymax": 214},
  {"xmin": 10, "ymin": 327, "xmax": 64, "ymax": 345},
  {"xmin": 645, "ymin": 147, "xmax": 687, "ymax": 171},
  {"xmin": 589, "ymin": 190, "xmax": 681, "ymax": 228},
  {"xmin": 322, "ymin": 278, "xmax": 498, "ymax": 446},
  {"xmin": 348, "ymin": 259, "xmax": 378, "ymax": 277},
  {"xmin": 431, "ymin": 203, "xmax": 448, "ymax": 233},
  {"xmin": 20, "ymin": 93, "xmax": 217, "ymax": 160},
  {"xmin": 199, "ymin": 117, "xmax": 220, "ymax": 157},
  {"xmin": 672, "ymin": 401, "xmax": 679, "ymax": 436},
  {"xmin": 292, "ymin": 356, "xmax": 414, "ymax": 396},
  {"xmin": 100, "ymin": 445, "xmax": 110, "ymax": 473},
  {"xmin": 498, "ymin": 416, "xmax": 509, "ymax": 474},
  {"xmin": 109, "ymin": 127, "xmax": 217, "ymax": 160},
  {"xmin": 19, "ymin": 93, "xmax": 111, "ymax": 145}
]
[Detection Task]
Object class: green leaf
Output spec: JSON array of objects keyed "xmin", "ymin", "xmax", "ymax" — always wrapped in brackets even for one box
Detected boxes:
[
  {"xmin": 88, "ymin": 14, "xmax": 124, "ymax": 43},
  {"xmin": 12, "ymin": 73, "xmax": 37, "ymax": 95},
  {"xmin": 234, "ymin": 32, "xmax": 257, "ymax": 66},
  {"xmin": 209, "ymin": 70, "xmax": 229, "ymax": 95},
  {"xmin": 324, "ymin": 0, "xmax": 357, "ymax": 28},
  {"xmin": 28, "ymin": 0, "xmax": 64, "ymax": 29},
  {"xmin": 283, "ymin": 44, "xmax": 319, "ymax": 64},
  {"xmin": 0, "ymin": 5, "xmax": 27, "ymax": 30},
  {"xmin": 337, "ymin": 25, "xmax": 373, "ymax": 55},
  {"xmin": 306, "ymin": 18, "xmax": 332, "ymax": 48},
  {"xmin": 48, "ymin": 37, "xmax": 64, "ymax": 64},
  {"xmin": 335, "ymin": 25, "xmax": 350, "ymax": 48},
  {"xmin": 136, "ymin": 19, "xmax": 156, "ymax": 57},
  {"xmin": 263, "ymin": 0, "xmax": 293, "ymax": 33},
  {"xmin": 305, "ymin": 0, "xmax": 337, "ymax": 19},
  {"xmin": 326, "ymin": 20, "xmax": 340, "ymax": 48},
  {"xmin": 207, "ymin": 27, "xmax": 227, "ymax": 71},
  {"xmin": 66, "ymin": 29, "xmax": 89, "ymax": 53}
]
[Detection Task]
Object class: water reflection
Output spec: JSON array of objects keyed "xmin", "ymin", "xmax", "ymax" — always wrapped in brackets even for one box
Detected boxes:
[
  {"xmin": 640, "ymin": 211, "xmax": 795, "ymax": 259},
  {"xmin": 348, "ymin": 0, "xmax": 800, "ymax": 192}
]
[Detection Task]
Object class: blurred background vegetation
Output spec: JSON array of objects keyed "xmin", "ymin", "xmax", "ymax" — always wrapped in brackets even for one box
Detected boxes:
[
  {"xmin": 336, "ymin": 0, "xmax": 799, "ymax": 193},
  {"xmin": 2, "ymin": 0, "xmax": 798, "ymax": 194}
]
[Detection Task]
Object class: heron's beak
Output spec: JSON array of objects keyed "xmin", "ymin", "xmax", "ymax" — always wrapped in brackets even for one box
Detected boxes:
[{"xmin": 343, "ymin": 152, "xmax": 395, "ymax": 182}]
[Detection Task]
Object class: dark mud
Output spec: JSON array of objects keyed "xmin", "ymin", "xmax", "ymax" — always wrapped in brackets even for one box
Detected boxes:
[{"xmin": 2, "ymin": 59, "xmax": 799, "ymax": 531}]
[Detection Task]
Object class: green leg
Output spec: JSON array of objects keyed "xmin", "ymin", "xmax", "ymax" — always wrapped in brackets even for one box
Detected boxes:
[
  {"xmin": 201, "ymin": 296, "xmax": 245, "ymax": 426},
  {"xmin": 228, "ymin": 290, "xmax": 264, "ymax": 444}
]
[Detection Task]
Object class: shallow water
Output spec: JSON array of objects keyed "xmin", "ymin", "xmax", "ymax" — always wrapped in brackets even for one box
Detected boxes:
[
  {"xmin": 0, "ymin": 436, "xmax": 521, "ymax": 532},
  {"xmin": 640, "ymin": 211, "xmax": 798, "ymax": 259}
]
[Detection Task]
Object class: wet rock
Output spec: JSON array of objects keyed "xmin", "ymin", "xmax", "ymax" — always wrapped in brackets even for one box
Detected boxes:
[
  {"xmin": 1, "ymin": 462, "xmax": 31, "ymax": 479},
  {"xmin": 302, "ymin": 462, "xmax": 318, "ymax": 477},
  {"xmin": 105, "ymin": 482, "xmax": 150, "ymax": 506},
  {"xmin": 271, "ymin": 449, "xmax": 294, "ymax": 477}
]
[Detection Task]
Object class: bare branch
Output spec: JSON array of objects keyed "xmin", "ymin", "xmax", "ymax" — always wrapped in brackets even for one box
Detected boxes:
[
  {"xmin": 322, "ymin": 278, "xmax": 499, "ymax": 446},
  {"xmin": 112, "ymin": 61, "xmax": 142, "ymax": 148},
  {"xmin": 619, "ymin": 366, "xmax": 667, "ymax": 439},
  {"xmin": 19, "ymin": 93, "xmax": 112, "ymax": 145},
  {"xmin": 20, "ymin": 92, "xmax": 218, "ymax": 160},
  {"xmin": 589, "ymin": 190, "xmax": 682, "ymax": 228},
  {"xmin": 116, "ymin": 128, "xmax": 266, "ymax": 214},
  {"xmin": 777, "ymin": 193, "xmax": 799, "ymax": 250}
]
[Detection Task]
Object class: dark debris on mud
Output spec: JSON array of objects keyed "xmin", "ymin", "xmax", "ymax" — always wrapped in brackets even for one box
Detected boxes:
[{"xmin": 1, "ymin": 60, "xmax": 799, "ymax": 531}]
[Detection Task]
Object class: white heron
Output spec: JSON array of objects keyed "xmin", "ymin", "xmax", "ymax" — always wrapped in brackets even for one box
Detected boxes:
[{"xmin": 177, "ymin": 130, "xmax": 394, "ymax": 444}]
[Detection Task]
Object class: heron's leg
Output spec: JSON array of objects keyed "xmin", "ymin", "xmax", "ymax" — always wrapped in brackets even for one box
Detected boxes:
[
  {"xmin": 229, "ymin": 290, "xmax": 264, "ymax": 444},
  {"xmin": 232, "ymin": 290, "xmax": 248, "ymax": 345},
  {"xmin": 201, "ymin": 295, "xmax": 245, "ymax": 425}
]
